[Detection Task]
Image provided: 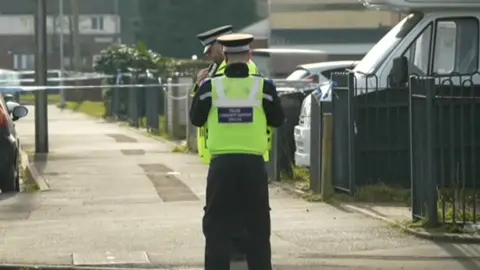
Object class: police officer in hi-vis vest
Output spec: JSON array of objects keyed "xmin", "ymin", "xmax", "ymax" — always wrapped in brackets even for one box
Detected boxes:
[
  {"xmin": 189, "ymin": 33, "xmax": 284, "ymax": 270},
  {"xmin": 194, "ymin": 25, "xmax": 271, "ymax": 261},
  {"xmin": 194, "ymin": 25, "xmax": 265, "ymax": 165}
]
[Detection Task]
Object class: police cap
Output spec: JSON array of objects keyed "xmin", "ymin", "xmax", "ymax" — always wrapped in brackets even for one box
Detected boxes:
[
  {"xmin": 197, "ymin": 25, "xmax": 233, "ymax": 54},
  {"xmin": 217, "ymin": 33, "xmax": 254, "ymax": 54}
]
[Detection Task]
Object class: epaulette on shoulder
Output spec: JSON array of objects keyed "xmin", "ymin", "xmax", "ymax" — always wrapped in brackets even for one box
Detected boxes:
[
  {"xmin": 263, "ymin": 77, "xmax": 274, "ymax": 85},
  {"xmin": 199, "ymin": 78, "xmax": 211, "ymax": 87},
  {"xmin": 211, "ymin": 73, "xmax": 223, "ymax": 78}
]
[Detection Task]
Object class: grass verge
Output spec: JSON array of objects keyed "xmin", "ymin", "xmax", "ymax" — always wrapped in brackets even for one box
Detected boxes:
[
  {"xmin": 20, "ymin": 93, "xmax": 61, "ymax": 104},
  {"xmin": 400, "ymin": 219, "xmax": 466, "ymax": 234},
  {"xmin": 20, "ymin": 154, "xmax": 39, "ymax": 192},
  {"xmin": 64, "ymin": 101, "xmax": 105, "ymax": 118},
  {"xmin": 281, "ymin": 166, "xmax": 410, "ymax": 204},
  {"xmin": 172, "ymin": 143, "xmax": 189, "ymax": 153}
]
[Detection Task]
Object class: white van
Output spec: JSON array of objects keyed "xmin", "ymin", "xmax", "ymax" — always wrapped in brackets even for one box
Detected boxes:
[
  {"xmin": 293, "ymin": 62, "xmax": 357, "ymax": 167},
  {"xmin": 294, "ymin": 0, "xmax": 480, "ymax": 167},
  {"xmin": 351, "ymin": 0, "xmax": 478, "ymax": 87}
]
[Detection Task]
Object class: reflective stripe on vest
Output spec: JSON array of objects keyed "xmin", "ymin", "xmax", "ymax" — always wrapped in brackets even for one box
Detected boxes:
[
  {"xmin": 212, "ymin": 76, "xmax": 262, "ymax": 108},
  {"xmin": 207, "ymin": 76, "xmax": 268, "ymax": 155}
]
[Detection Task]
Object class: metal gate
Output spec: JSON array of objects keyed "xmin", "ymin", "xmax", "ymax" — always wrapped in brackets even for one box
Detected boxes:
[
  {"xmin": 330, "ymin": 73, "xmax": 355, "ymax": 193},
  {"xmin": 409, "ymin": 75, "xmax": 480, "ymax": 223},
  {"xmin": 329, "ymin": 72, "xmax": 410, "ymax": 193}
]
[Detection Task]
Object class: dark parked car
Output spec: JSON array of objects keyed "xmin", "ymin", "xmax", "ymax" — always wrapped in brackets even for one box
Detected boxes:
[{"xmin": 0, "ymin": 94, "xmax": 29, "ymax": 192}]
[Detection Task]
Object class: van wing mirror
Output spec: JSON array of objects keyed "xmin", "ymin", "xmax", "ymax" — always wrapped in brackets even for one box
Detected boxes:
[{"xmin": 390, "ymin": 56, "xmax": 408, "ymax": 86}]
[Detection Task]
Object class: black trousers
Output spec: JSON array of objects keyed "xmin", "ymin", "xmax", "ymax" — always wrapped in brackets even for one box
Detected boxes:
[
  {"xmin": 231, "ymin": 220, "xmax": 247, "ymax": 254},
  {"xmin": 203, "ymin": 154, "xmax": 272, "ymax": 270}
]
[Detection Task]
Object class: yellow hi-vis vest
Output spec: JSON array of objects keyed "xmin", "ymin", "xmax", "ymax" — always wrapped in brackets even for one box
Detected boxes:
[
  {"xmin": 196, "ymin": 61, "xmax": 270, "ymax": 163},
  {"xmin": 215, "ymin": 60, "xmax": 258, "ymax": 75},
  {"xmin": 207, "ymin": 76, "xmax": 268, "ymax": 155}
]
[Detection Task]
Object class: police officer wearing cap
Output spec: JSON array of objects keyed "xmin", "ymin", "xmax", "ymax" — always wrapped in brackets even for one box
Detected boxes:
[
  {"xmin": 195, "ymin": 25, "xmax": 233, "ymax": 84},
  {"xmin": 194, "ymin": 25, "xmax": 260, "ymax": 92},
  {"xmin": 189, "ymin": 33, "xmax": 284, "ymax": 270},
  {"xmin": 194, "ymin": 25, "xmax": 234, "ymax": 166},
  {"xmin": 195, "ymin": 25, "xmax": 269, "ymax": 261}
]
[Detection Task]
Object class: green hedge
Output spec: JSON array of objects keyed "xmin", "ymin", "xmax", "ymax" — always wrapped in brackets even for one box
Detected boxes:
[
  {"xmin": 93, "ymin": 42, "xmax": 210, "ymax": 78},
  {"xmin": 94, "ymin": 42, "xmax": 210, "ymax": 119}
]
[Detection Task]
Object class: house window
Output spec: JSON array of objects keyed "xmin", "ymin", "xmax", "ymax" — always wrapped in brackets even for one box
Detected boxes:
[
  {"xmin": 91, "ymin": 16, "xmax": 104, "ymax": 30},
  {"xmin": 13, "ymin": 54, "xmax": 35, "ymax": 70},
  {"xmin": 92, "ymin": 54, "xmax": 102, "ymax": 64}
]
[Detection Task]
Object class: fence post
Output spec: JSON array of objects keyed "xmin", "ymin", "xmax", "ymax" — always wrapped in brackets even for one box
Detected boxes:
[
  {"xmin": 137, "ymin": 72, "xmax": 146, "ymax": 126},
  {"xmin": 145, "ymin": 72, "xmax": 160, "ymax": 132},
  {"xmin": 127, "ymin": 72, "xmax": 139, "ymax": 127},
  {"xmin": 112, "ymin": 72, "xmax": 122, "ymax": 120},
  {"xmin": 309, "ymin": 94, "xmax": 322, "ymax": 194},
  {"xmin": 167, "ymin": 76, "xmax": 184, "ymax": 139},
  {"xmin": 158, "ymin": 76, "xmax": 165, "ymax": 116},
  {"xmin": 267, "ymin": 129, "xmax": 280, "ymax": 182},
  {"xmin": 425, "ymin": 77, "xmax": 438, "ymax": 224},
  {"xmin": 166, "ymin": 77, "xmax": 173, "ymax": 137},
  {"xmin": 163, "ymin": 78, "xmax": 170, "ymax": 135},
  {"xmin": 320, "ymin": 113, "xmax": 334, "ymax": 200},
  {"xmin": 178, "ymin": 76, "xmax": 192, "ymax": 140},
  {"xmin": 186, "ymin": 77, "xmax": 197, "ymax": 152},
  {"xmin": 104, "ymin": 77, "xmax": 113, "ymax": 118},
  {"xmin": 347, "ymin": 73, "xmax": 356, "ymax": 193}
]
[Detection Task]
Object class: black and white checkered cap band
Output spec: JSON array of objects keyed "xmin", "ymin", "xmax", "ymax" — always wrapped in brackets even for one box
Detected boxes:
[
  {"xmin": 201, "ymin": 31, "xmax": 233, "ymax": 46},
  {"xmin": 223, "ymin": 45, "xmax": 250, "ymax": 53}
]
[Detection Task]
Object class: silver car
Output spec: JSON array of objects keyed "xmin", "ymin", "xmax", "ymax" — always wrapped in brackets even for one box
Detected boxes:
[{"xmin": 293, "ymin": 61, "xmax": 358, "ymax": 168}]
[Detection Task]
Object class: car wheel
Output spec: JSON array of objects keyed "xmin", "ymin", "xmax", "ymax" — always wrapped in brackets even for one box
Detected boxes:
[{"xmin": 0, "ymin": 158, "xmax": 18, "ymax": 193}]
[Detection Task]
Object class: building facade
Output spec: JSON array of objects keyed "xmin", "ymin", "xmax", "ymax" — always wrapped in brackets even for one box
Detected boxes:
[
  {"xmin": 268, "ymin": 0, "xmax": 402, "ymax": 56},
  {"xmin": 0, "ymin": 0, "xmax": 120, "ymax": 71}
]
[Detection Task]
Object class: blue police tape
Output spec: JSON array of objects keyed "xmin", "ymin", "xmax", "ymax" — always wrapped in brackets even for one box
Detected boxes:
[
  {"xmin": 0, "ymin": 72, "xmax": 157, "ymax": 84},
  {"xmin": 0, "ymin": 73, "xmax": 322, "ymax": 94},
  {"xmin": 0, "ymin": 83, "xmax": 194, "ymax": 93}
]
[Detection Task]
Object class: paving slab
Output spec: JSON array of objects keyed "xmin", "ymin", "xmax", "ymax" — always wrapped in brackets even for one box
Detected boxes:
[{"xmin": 0, "ymin": 105, "xmax": 478, "ymax": 269}]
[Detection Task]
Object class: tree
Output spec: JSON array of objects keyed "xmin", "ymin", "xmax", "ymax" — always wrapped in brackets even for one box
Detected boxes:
[{"xmin": 136, "ymin": 0, "xmax": 259, "ymax": 58}]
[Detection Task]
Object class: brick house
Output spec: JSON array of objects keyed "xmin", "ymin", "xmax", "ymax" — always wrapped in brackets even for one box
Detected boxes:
[{"xmin": 0, "ymin": 0, "xmax": 121, "ymax": 71}]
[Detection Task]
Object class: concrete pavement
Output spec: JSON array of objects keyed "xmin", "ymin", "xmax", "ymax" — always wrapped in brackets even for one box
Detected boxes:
[{"xmin": 1, "ymin": 105, "xmax": 479, "ymax": 269}]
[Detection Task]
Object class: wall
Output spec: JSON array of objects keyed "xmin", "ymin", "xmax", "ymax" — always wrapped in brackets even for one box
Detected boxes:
[
  {"xmin": 0, "ymin": 14, "xmax": 120, "ymax": 35},
  {"xmin": 0, "ymin": 14, "xmax": 119, "ymax": 70},
  {"xmin": 268, "ymin": 0, "xmax": 401, "ymax": 30},
  {"xmin": 0, "ymin": 35, "xmax": 114, "ymax": 70},
  {"xmin": 252, "ymin": 39, "xmax": 268, "ymax": 49},
  {"xmin": 270, "ymin": 10, "xmax": 399, "ymax": 29}
]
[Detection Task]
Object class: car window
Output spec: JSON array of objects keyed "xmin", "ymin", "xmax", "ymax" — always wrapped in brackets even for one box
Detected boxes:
[
  {"xmin": 286, "ymin": 68, "xmax": 310, "ymax": 80},
  {"xmin": 322, "ymin": 67, "xmax": 351, "ymax": 80},
  {"xmin": 402, "ymin": 23, "xmax": 433, "ymax": 76},
  {"xmin": 433, "ymin": 17, "xmax": 479, "ymax": 75}
]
